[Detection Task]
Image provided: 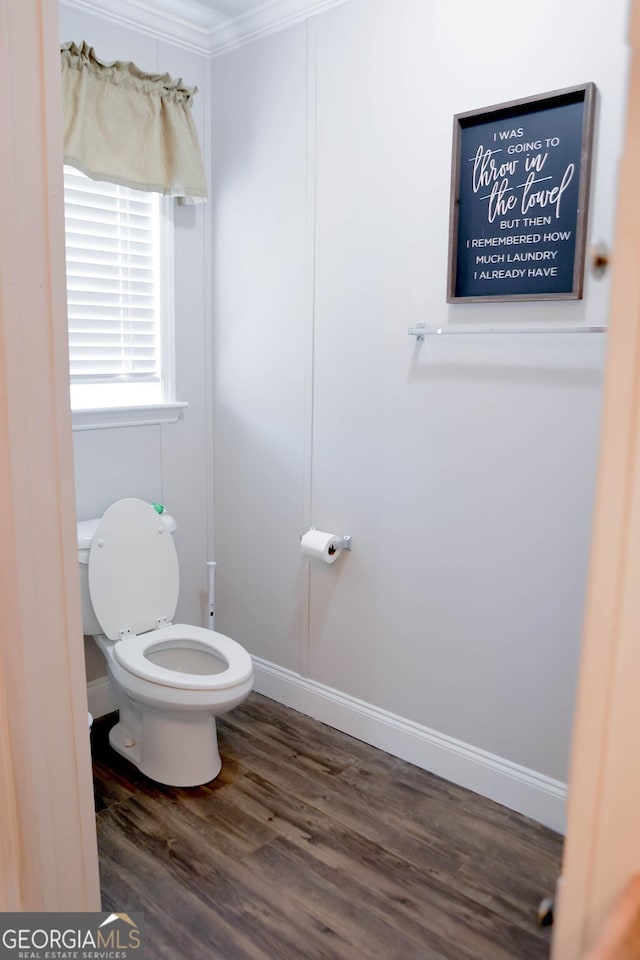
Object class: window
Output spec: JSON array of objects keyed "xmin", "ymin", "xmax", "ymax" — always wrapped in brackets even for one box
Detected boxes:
[{"xmin": 63, "ymin": 166, "xmax": 175, "ymax": 413}]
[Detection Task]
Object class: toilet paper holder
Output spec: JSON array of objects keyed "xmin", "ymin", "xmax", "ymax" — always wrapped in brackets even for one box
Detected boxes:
[
  {"xmin": 330, "ymin": 535, "xmax": 352, "ymax": 554},
  {"xmin": 300, "ymin": 530, "xmax": 352, "ymax": 554}
]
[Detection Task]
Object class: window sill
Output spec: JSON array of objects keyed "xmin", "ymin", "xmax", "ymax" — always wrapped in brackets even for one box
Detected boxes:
[{"xmin": 71, "ymin": 401, "xmax": 189, "ymax": 432}]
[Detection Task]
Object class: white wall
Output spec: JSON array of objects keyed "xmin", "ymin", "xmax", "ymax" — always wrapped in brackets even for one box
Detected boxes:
[
  {"xmin": 58, "ymin": 4, "xmax": 212, "ymax": 680},
  {"xmin": 211, "ymin": 24, "xmax": 310, "ymax": 675},
  {"xmin": 211, "ymin": 0, "xmax": 629, "ymax": 815}
]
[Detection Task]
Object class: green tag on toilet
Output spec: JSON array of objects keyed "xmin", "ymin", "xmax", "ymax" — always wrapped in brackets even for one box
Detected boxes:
[{"xmin": 150, "ymin": 501, "xmax": 165, "ymax": 514}]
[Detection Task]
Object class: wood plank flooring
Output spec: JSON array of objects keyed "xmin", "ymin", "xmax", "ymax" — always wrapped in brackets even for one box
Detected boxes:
[{"xmin": 91, "ymin": 693, "xmax": 562, "ymax": 960}]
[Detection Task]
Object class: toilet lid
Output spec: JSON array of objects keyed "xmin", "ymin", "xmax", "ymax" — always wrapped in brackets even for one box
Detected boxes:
[{"xmin": 88, "ymin": 498, "xmax": 179, "ymax": 641}]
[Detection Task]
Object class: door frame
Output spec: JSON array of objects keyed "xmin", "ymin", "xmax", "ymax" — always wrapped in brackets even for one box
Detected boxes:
[
  {"xmin": 0, "ymin": 0, "xmax": 100, "ymax": 909},
  {"xmin": 3, "ymin": 0, "xmax": 640, "ymax": 933},
  {"xmin": 553, "ymin": 0, "xmax": 640, "ymax": 954}
]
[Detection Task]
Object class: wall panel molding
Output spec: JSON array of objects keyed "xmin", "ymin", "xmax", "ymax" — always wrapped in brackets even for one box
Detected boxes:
[{"xmin": 87, "ymin": 677, "xmax": 118, "ymax": 720}]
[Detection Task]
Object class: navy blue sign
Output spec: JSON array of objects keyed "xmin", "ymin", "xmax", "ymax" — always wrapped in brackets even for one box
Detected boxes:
[{"xmin": 447, "ymin": 85, "xmax": 595, "ymax": 302}]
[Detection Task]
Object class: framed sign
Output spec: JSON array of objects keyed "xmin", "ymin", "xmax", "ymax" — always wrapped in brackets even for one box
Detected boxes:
[{"xmin": 447, "ymin": 83, "xmax": 596, "ymax": 303}]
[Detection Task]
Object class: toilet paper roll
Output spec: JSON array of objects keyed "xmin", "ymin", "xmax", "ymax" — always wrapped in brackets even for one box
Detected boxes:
[{"xmin": 300, "ymin": 529, "xmax": 340, "ymax": 564}]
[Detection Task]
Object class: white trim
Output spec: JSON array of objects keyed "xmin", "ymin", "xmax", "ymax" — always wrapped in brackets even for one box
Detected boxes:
[
  {"xmin": 71, "ymin": 401, "xmax": 188, "ymax": 431},
  {"xmin": 59, "ymin": 0, "xmax": 213, "ymax": 56},
  {"xmin": 160, "ymin": 199, "xmax": 177, "ymax": 405},
  {"xmin": 87, "ymin": 676, "xmax": 118, "ymax": 719},
  {"xmin": 203, "ymin": 54, "xmax": 216, "ymax": 602},
  {"xmin": 252, "ymin": 657, "xmax": 567, "ymax": 833},
  {"xmin": 207, "ymin": 0, "xmax": 351, "ymax": 56},
  {"xmin": 59, "ymin": 0, "xmax": 352, "ymax": 57}
]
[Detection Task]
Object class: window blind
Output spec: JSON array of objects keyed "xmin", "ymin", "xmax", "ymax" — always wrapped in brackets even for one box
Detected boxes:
[{"xmin": 64, "ymin": 166, "xmax": 161, "ymax": 383}]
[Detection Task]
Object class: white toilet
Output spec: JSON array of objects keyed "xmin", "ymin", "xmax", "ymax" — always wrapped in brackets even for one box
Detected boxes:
[{"xmin": 77, "ymin": 497, "xmax": 253, "ymax": 787}]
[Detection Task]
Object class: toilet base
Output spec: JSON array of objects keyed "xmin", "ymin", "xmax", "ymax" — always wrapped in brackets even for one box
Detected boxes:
[
  {"xmin": 93, "ymin": 633, "xmax": 251, "ymax": 787},
  {"xmin": 109, "ymin": 709, "xmax": 222, "ymax": 787}
]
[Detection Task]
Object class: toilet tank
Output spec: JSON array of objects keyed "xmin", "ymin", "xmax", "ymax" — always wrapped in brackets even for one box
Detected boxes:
[{"xmin": 77, "ymin": 511, "xmax": 177, "ymax": 636}]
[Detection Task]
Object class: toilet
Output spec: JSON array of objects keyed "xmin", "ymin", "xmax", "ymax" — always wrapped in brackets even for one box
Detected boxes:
[{"xmin": 77, "ymin": 498, "xmax": 253, "ymax": 787}]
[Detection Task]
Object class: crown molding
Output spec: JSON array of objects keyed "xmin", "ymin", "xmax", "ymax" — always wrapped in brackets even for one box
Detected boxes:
[
  {"xmin": 207, "ymin": 0, "xmax": 349, "ymax": 56},
  {"xmin": 59, "ymin": 0, "xmax": 351, "ymax": 58},
  {"xmin": 59, "ymin": 0, "xmax": 213, "ymax": 55}
]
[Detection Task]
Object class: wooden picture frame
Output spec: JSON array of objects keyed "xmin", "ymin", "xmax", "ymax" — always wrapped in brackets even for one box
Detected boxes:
[{"xmin": 447, "ymin": 83, "xmax": 596, "ymax": 303}]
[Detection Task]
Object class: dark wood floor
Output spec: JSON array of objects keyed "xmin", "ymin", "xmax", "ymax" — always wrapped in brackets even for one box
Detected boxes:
[{"xmin": 92, "ymin": 693, "xmax": 562, "ymax": 960}]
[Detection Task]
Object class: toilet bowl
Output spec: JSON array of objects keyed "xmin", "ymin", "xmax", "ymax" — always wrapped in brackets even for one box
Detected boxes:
[{"xmin": 78, "ymin": 498, "xmax": 253, "ymax": 787}]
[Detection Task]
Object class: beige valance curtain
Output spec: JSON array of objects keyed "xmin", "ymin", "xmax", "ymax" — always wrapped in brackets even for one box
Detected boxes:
[{"xmin": 60, "ymin": 41, "xmax": 207, "ymax": 203}]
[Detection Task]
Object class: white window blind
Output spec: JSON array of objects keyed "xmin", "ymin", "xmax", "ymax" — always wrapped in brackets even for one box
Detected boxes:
[{"xmin": 64, "ymin": 166, "xmax": 161, "ymax": 384}]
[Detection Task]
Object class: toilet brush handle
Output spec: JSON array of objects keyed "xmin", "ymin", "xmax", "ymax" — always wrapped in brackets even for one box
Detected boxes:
[{"xmin": 206, "ymin": 561, "xmax": 216, "ymax": 631}]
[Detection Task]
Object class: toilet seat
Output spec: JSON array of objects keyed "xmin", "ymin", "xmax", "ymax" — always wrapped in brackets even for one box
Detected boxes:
[
  {"xmin": 88, "ymin": 499, "xmax": 253, "ymax": 692},
  {"xmin": 88, "ymin": 498, "xmax": 179, "ymax": 641},
  {"xmin": 115, "ymin": 623, "xmax": 253, "ymax": 691}
]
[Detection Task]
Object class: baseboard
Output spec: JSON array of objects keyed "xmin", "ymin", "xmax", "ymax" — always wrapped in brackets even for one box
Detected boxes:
[
  {"xmin": 87, "ymin": 676, "xmax": 117, "ymax": 719},
  {"xmin": 252, "ymin": 656, "xmax": 567, "ymax": 833},
  {"xmin": 86, "ymin": 660, "xmax": 567, "ymax": 832}
]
